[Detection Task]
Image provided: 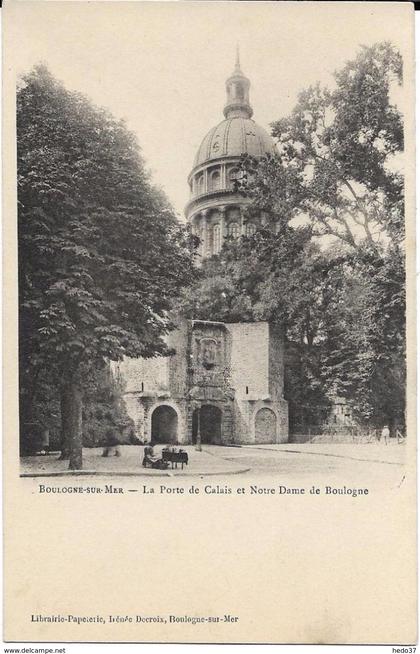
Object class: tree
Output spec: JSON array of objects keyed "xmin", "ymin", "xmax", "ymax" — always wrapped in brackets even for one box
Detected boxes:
[
  {"xmin": 18, "ymin": 65, "xmax": 196, "ymax": 468},
  {"xmin": 320, "ymin": 244, "xmax": 406, "ymax": 431},
  {"xmin": 19, "ymin": 360, "xmax": 134, "ymax": 455},
  {"xmin": 179, "ymin": 223, "xmax": 313, "ymax": 325},
  {"xmin": 240, "ymin": 42, "xmax": 404, "ymax": 250}
]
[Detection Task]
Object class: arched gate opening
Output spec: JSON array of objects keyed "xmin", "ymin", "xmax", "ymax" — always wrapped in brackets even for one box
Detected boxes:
[
  {"xmin": 151, "ymin": 405, "xmax": 178, "ymax": 444},
  {"xmin": 192, "ymin": 405, "xmax": 222, "ymax": 445}
]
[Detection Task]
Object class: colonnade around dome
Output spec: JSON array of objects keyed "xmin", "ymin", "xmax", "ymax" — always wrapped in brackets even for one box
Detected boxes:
[
  {"xmin": 188, "ymin": 160, "xmax": 241, "ymax": 198},
  {"xmin": 191, "ymin": 205, "xmax": 252, "ymax": 258},
  {"xmin": 190, "ymin": 204, "xmax": 280, "ymax": 258}
]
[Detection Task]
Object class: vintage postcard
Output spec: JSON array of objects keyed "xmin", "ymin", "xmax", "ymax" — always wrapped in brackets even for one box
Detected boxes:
[{"xmin": 3, "ymin": 0, "xmax": 416, "ymax": 646}]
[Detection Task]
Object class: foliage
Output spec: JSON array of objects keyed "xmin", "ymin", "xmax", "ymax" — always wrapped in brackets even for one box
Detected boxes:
[
  {"xmin": 81, "ymin": 365, "xmax": 135, "ymax": 448},
  {"xmin": 321, "ymin": 244, "xmax": 406, "ymax": 428},
  {"xmin": 180, "ymin": 223, "xmax": 314, "ymax": 324},
  {"xmin": 240, "ymin": 42, "xmax": 404, "ymax": 250},
  {"xmin": 18, "ymin": 65, "xmax": 197, "ymax": 465},
  {"xmin": 18, "ymin": 64, "xmax": 196, "ymax": 369},
  {"xmin": 20, "ymin": 363, "xmax": 134, "ymax": 453},
  {"xmin": 19, "ymin": 365, "xmax": 61, "ymax": 455}
]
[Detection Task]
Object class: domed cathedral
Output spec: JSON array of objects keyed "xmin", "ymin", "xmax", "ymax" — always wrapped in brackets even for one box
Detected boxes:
[
  {"xmin": 186, "ymin": 50, "xmax": 276, "ymax": 259},
  {"xmin": 112, "ymin": 53, "xmax": 289, "ymax": 447}
]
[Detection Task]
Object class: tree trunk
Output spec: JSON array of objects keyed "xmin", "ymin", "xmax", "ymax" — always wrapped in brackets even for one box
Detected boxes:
[
  {"xmin": 388, "ymin": 415, "xmax": 396, "ymax": 440},
  {"xmin": 58, "ymin": 392, "xmax": 70, "ymax": 460},
  {"xmin": 19, "ymin": 366, "xmax": 40, "ymax": 454},
  {"xmin": 60, "ymin": 371, "xmax": 83, "ymax": 470}
]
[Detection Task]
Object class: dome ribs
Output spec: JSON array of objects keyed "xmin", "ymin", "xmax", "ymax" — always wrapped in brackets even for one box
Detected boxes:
[
  {"xmin": 240, "ymin": 117, "xmax": 247, "ymax": 155},
  {"xmin": 205, "ymin": 124, "xmax": 219, "ymax": 164},
  {"xmin": 192, "ymin": 118, "xmax": 274, "ymax": 167},
  {"xmin": 223, "ymin": 119, "xmax": 232, "ymax": 157}
]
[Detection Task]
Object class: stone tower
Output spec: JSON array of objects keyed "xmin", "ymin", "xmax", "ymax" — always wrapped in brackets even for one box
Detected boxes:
[{"xmin": 185, "ymin": 50, "xmax": 277, "ymax": 259}]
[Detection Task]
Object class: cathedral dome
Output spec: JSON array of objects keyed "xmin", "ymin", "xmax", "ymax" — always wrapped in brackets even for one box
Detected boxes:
[
  {"xmin": 186, "ymin": 50, "xmax": 279, "ymax": 260},
  {"xmin": 193, "ymin": 117, "xmax": 275, "ymax": 168}
]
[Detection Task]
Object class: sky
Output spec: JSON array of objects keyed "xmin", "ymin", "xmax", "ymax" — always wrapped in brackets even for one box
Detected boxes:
[{"xmin": 7, "ymin": 1, "xmax": 412, "ymax": 219}]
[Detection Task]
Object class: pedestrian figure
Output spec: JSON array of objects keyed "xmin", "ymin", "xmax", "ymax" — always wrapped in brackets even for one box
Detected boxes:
[
  {"xmin": 102, "ymin": 427, "xmax": 121, "ymax": 457},
  {"xmin": 40, "ymin": 428, "xmax": 50, "ymax": 455},
  {"xmin": 381, "ymin": 425, "xmax": 390, "ymax": 445}
]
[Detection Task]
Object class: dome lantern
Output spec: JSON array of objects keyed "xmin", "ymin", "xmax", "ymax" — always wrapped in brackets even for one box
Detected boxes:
[{"xmin": 224, "ymin": 47, "xmax": 253, "ymax": 119}]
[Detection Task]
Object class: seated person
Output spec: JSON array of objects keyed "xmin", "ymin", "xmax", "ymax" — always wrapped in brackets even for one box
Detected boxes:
[{"xmin": 142, "ymin": 442, "xmax": 168, "ymax": 469}]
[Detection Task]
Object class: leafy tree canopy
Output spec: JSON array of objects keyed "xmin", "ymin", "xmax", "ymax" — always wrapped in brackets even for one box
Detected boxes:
[
  {"xmin": 18, "ymin": 64, "xmax": 197, "ymax": 466},
  {"xmin": 18, "ymin": 64, "xmax": 196, "ymax": 376},
  {"xmin": 240, "ymin": 42, "xmax": 404, "ymax": 250}
]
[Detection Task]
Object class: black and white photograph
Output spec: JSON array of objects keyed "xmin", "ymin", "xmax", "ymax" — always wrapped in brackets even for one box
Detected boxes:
[{"xmin": 3, "ymin": 0, "xmax": 416, "ymax": 646}]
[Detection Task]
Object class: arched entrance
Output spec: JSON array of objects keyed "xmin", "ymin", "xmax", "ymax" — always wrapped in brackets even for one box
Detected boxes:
[
  {"xmin": 192, "ymin": 405, "xmax": 222, "ymax": 445},
  {"xmin": 151, "ymin": 405, "xmax": 178, "ymax": 444},
  {"xmin": 255, "ymin": 408, "xmax": 277, "ymax": 444}
]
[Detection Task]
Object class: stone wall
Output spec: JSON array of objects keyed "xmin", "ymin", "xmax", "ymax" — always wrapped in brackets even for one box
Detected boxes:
[
  {"xmin": 167, "ymin": 319, "xmax": 189, "ymax": 398},
  {"xmin": 232, "ymin": 399, "xmax": 254, "ymax": 444},
  {"xmin": 226, "ymin": 322, "xmax": 289, "ymax": 444},
  {"xmin": 121, "ymin": 393, "xmax": 145, "ymax": 438},
  {"xmin": 112, "ymin": 356, "xmax": 169, "ymax": 395},
  {"xmin": 227, "ymin": 322, "xmax": 270, "ymax": 401}
]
